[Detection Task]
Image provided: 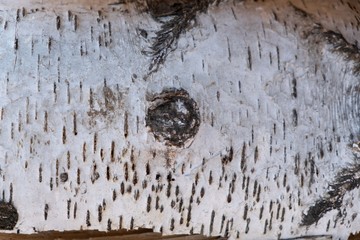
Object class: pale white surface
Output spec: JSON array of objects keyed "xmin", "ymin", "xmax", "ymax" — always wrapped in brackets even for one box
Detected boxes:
[{"xmin": 0, "ymin": 0, "xmax": 359, "ymax": 239}]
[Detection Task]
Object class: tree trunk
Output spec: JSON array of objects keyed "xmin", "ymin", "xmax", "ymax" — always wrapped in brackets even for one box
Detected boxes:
[{"xmin": 0, "ymin": 0, "xmax": 359, "ymax": 239}]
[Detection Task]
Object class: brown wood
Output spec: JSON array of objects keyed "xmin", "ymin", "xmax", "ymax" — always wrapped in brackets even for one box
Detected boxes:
[{"xmin": 0, "ymin": 229, "xmax": 224, "ymax": 240}]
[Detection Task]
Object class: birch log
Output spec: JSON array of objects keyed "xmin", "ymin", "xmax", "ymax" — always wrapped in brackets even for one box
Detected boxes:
[{"xmin": 0, "ymin": 0, "xmax": 359, "ymax": 239}]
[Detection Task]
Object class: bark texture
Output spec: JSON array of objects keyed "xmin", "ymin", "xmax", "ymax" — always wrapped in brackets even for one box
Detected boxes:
[{"xmin": 0, "ymin": 0, "xmax": 359, "ymax": 239}]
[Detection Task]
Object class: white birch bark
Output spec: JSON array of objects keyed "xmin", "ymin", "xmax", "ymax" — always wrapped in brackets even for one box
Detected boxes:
[{"xmin": 0, "ymin": 0, "xmax": 359, "ymax": 239}]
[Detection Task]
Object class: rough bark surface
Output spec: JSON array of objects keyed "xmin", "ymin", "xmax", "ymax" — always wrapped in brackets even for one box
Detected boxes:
[{"xmin": 0, "ymin": 0, "xmax": 359, "ymax": 239}]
